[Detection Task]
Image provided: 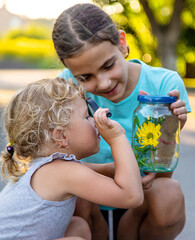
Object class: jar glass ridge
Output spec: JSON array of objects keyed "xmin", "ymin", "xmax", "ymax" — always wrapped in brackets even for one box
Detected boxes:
[{"xmin": 132, "ymin": 95, "xmax": 180, "ymax": 173}]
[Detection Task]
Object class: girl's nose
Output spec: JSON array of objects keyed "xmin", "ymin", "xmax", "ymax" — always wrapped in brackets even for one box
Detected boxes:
[{"xmin": 96, "ymin": 74, "xmax": 111, "ymax": 90}]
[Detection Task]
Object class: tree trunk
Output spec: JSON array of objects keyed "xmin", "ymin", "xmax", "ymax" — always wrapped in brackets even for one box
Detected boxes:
[
  {"xmin": 139, "ymin": 0, "xmax": 185, "ymax": 71},
  {"xmin": 157, "ymin": 27, "xmax": 178, "ymax": 70},
  {"xmin": 159, "ymin": 42, "xmax": 177, "ymax": 70}
]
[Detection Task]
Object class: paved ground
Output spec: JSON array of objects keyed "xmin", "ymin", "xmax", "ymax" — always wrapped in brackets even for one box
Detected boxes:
[{"xmin": 0, "ymin": 69, "xmax": 195, "ymax": 239}]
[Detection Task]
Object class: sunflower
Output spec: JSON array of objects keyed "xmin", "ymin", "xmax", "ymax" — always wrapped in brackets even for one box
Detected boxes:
[{"xmin": 136, "ymin": 122, "xmax": 161, "ymax": 148}]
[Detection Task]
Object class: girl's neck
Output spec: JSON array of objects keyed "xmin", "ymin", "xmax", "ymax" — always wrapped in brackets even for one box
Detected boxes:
[
  {"xmin": 126, "ymin": 61, "xmax": 142, "ymax": 97},
  {"xmin": 40, "ymin": 142, "xmax": 61, "ymax": 157}
]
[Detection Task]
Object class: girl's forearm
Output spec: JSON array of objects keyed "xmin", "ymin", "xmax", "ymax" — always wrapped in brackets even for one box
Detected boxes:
[
  {"xmin": 84, "ymin": 162, "xmax": 115, "ymax": 178},
  {"xmin": 110, "ymin": 136, "xmax": 143, "ymax": 203}
]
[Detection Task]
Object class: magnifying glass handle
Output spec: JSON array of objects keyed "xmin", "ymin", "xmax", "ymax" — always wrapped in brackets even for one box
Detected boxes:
[
  {"xmin": 86, "ymin": 98, "xmax": 112, "ymax": 118},
  {"xmin": 106, "ymin": 112, "xmax": 112, "ymax": 117}
]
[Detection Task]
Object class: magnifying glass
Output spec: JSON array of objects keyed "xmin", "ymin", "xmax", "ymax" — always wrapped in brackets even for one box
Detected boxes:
[{"xmin": 86, "ymin": 98, "xmax": 112, "ymax": 118}]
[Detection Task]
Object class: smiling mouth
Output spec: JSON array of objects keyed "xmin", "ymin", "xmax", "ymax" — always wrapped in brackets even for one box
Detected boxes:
[{"xmin": 104, "ymin": 84, "xmax": 118, "ymax": 96}]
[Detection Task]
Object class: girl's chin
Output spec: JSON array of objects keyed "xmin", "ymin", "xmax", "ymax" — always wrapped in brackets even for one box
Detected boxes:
[
  {"xmin": 94, "ymin": 145, "xmax": 101, "ymax": 155},
  {"xmin": 94, "ymin": 145, "xmax": 100, "ymax": 154},
  {"xmin": 83, "ymin": 146, "xmax": 100, "ymax": 158}
]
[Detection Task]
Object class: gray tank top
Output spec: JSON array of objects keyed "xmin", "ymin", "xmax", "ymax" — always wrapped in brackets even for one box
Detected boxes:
[{"xmin": 0, "ymin": 152, "xmax": 81, "ymax": 240}]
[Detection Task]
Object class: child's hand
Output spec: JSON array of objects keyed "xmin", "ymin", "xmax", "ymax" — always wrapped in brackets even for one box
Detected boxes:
[
  {"xmin": 94, "ymin": 108, "xmax": 125, "ymax": 145},
  {"xmin": 169, "ymin": 90, "xmax": 187, "ymax": 129},
  {"xmin": 141, "ymin": 172, "xmax": 156, "ymax": 190}
]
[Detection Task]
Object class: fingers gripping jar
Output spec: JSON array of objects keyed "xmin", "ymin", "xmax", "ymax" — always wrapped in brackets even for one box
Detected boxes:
[{"xmin": 132, "ymin": 95, "xmax": 180, "ymax": 173}]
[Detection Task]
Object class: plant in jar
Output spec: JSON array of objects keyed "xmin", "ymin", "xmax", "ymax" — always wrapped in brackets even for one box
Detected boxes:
[
  {"xmin": 133, "ymin": 95, "xmax": 180, "ymax": 172},
  {"xmin": 133, "ymin": 115, "xmax": 168, "ymax": 171}
]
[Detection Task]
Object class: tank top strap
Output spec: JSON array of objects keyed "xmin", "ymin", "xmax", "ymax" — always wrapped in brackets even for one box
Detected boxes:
[
  {"xmin": 20, "ymin": 153, "xmax": 82, "ymax": 186},
  {"xmin": 27, "ymin": 152, "xmax": 82, "ymax": 179},
  {"xmin": 51, "ymin": 152, "xmax": 81, "ymax": 164}
]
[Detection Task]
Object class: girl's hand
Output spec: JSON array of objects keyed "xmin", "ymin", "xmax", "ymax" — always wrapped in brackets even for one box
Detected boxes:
[
  {"xmin": 139, "ymin": 90, "xmax": 148, "ymax": 95},
  {"xmin": 94, "ymin": 108, "xmax": 125, "ymax": 145},
  {"xmin": 142, "ymin": 172, "xmax": 156, "ymax": 190},
  {"xmin": 169, "ymin": 90, "xmax": 187, "ymax": 129}
]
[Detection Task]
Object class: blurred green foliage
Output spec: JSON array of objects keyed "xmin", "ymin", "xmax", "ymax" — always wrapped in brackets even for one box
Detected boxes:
[
  {"xmin": 0, "ymin": 23, "xmax": 63, "ymax": 69},
  {"xmin": 0, "ymin": 0, "xmax": 194, "ymax": 76},
  {"xmin": 93, "ymin": 0, "xmax": 195, "ymax": 76},
  {"xmin": 7, "ymin": 24, "xmax": 51, "ymax": 40}
]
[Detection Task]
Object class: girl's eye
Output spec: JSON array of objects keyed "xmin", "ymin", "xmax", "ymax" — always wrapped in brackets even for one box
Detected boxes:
[{"xmin": 105, "ymin": 61, "xmax": 115, "ymax": 70}]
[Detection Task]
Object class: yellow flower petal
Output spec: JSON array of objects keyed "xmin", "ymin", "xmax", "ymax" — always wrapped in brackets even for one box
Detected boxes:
[{"xmin": 136, "ymin": 121, "xmax": 161, "ymax": 148}]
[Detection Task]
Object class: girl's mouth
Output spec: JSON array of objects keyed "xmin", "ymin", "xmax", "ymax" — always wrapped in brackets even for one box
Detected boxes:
[{"xmin": 105, "ymin": 84, "xmax": 118, "ymax": 96}]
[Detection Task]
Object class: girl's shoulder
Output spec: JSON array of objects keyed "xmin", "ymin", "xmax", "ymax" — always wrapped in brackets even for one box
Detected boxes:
[{"xmin": 30, "ymin": 153, "xmax": 82, "ymax": 201}]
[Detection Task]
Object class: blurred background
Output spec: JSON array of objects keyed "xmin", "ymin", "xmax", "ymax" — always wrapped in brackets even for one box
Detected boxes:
[
  {"xmin": 0, "ymin": 0, "xmax": 194, "ymax": 74},
  {"xmin": 0, "ymin": 0, "xmax": 195, "ymax": 239}
]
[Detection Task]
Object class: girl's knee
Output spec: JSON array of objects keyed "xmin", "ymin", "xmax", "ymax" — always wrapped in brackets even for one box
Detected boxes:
[
  {"xmin": 65, "ymin": 216, "xmax": 91, "ymax": 240},
  {"xmin": 161, "ymin": 179, "xmax": 184, "ymax": 207},
  {"xmin": 148, "ymin": 178, "xmax": 184, "ymax": 203},
  {"xmin": 146, "ymin": 178, "xmax": 185, "ymax": 227}
]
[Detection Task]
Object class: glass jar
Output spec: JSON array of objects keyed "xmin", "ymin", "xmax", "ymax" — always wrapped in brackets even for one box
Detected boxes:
[{"xmin": 132, "ymin": 95, "xmax": 180, "ymax": 173}]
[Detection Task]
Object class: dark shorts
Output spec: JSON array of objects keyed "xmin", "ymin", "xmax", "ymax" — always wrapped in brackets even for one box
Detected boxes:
[{"xmin": 101, "ymin": 208, "xmax": 127, "ymax": 240}]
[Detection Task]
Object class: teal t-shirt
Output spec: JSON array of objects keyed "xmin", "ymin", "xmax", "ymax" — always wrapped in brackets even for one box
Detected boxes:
[{"xmin": 58, "ymin": 59, "xmax": 191, "ymax": 165}]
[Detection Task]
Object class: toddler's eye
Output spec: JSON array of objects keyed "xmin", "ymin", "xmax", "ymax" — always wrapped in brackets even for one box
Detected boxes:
[
  {"xmin": 76, "ymin": 75, "xmax": 90, "ymax": 82},
  {"xmin": 86, "ymin": 115, "xmax": 93, "ymax": 120}
]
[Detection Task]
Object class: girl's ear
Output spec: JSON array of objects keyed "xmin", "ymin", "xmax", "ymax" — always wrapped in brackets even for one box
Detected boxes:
[
  {"xmin": 53, "ymin": 126, "xmax": 69, "ymax": 148},
  {"xmin": 118, "ymin": 30, "xmax": 129, "ymax": 58}
]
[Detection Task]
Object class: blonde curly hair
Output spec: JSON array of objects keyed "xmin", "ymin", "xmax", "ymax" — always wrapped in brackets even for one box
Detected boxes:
[{"xmin": 1, "ymin": 77, "xmax": 85, "ymax": 182}]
